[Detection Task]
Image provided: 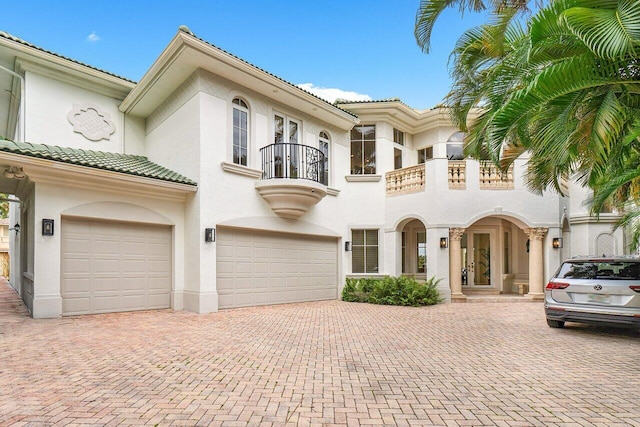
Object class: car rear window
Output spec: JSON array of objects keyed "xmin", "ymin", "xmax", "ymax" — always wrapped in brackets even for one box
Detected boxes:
[{"xmin": 557, "ymin": 261, "xmax": 640, "ymax": 280}]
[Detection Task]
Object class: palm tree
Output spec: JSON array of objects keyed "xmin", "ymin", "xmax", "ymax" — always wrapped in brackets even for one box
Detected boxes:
[
  {"xmin": 416, "ymin": 0, "xmax": 640, "ymax": 247},
  {"xmin": 414, "ymin": 0, "xmax": 534, "ymax": 53}
]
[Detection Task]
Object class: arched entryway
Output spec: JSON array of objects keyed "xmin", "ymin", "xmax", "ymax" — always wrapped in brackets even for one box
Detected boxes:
[
  {"xmin": 397, "ymin": 218, "xmax": 428, "ymax": 280},
  {"xmin": 449, "ymin": 214, "xmax": 547, "ymax": 299}
]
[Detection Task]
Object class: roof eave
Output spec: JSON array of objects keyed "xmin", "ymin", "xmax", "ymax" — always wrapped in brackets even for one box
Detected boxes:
[
  {"xmin": 0, "ymin": 35, "xmax": 135, "ymax": 97},
  {"xmin": 338, "ymin": 101, "xmax": 483, "ymax": 133},
  {"xmin": 0, "ymin": 151, "xmax": 197, "ymax": 202},
  {"xmin": 120, "ymin": 31, "xmax": 359, "ymax": 131}
]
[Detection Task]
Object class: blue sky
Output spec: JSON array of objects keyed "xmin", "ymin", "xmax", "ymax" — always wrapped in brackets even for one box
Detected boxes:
[{"xmin": 5, "ymin": 1, "xmax": 487, "ymax": 110}]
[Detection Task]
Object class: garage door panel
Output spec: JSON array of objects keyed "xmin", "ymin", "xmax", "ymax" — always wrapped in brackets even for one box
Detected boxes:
[
  {"xmin": 94, "ymin": 239, "xmax": 120, "ymax": 255},
  {"xmin": 92, "ymin": 295, "xmax": 121, "ymax": 310},
  {"xmin": 217, "ymin": 261, "xmax": 235, "ymax": 275},
  {"xmin": 148, "ymin": 293, "xmax": 171, "ymax": 308},
  {"xmin": 62, "ymin": 219, "xmax": 172, "ymax": 316},
  {"xmin": 217, "ymin": 228, "xmax": 337, "ymax": 309},
  {"xmin": 64, "ymin": 238, "xmax": 91, "ymax": 254},
  {"xmin": 62, "ymin": 297, "xmax": 91, "ymax": 315},
  {"xmin": 270, "ymin": 262, "xmax": 285, "ymax": 274},
  {"xmin": 122, "ymin": 241, "xmax": 146, "ymax": 255},
  {"xmin": 63, "ymin": 258, "xmax": 92, "ymax": 273}
]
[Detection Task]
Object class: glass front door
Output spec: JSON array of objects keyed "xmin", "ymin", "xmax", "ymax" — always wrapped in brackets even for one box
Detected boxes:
[{"xmin": 462, "ymin": 232, "xmax": 492, "ymax": 286}]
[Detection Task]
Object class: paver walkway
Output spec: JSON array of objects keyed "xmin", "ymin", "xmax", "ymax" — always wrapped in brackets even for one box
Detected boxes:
[{"xmin": 1, "ymin": 279, "xmax": 639, "ymax": 426}]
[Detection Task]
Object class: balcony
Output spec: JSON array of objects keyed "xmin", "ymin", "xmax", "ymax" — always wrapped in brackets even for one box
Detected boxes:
[
  {"xmin": 479, "ymin": 161, "xmax": 514, "ymax": 189},
  {"xmin": 385, "ymin": 164, "xmax": 425, "ymax": 195},
  {"xmin": 448, "ymin": 161, "xmax": 466, "ymax": 189},
  {"xmin": 255, "ymin": 143, "xmax": 327, "ymax": 219}
]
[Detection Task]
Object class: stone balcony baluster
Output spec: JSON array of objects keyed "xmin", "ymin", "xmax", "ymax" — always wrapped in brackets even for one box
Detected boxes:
[{"xmin": 385, "ymin": 164, "xmax": 425, "ymax": 195}]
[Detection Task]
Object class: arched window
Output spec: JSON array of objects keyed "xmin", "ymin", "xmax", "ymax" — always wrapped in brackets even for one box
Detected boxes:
[
  {"xmin": 232, "ymin": 98, "xmax": 249, "ymax": 166},
  {"xmin": 446, "ymin": 131, "xmax": 465, "ymax": 160},
  {"xmin": 319, "ymin": 131, "xmax": 330, "ymax": 185}
]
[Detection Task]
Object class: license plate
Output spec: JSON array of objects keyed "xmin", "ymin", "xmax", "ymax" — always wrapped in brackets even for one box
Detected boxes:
[{"xmin": 588, "ymin": 294, "xmax": 610, "ymax": 304}]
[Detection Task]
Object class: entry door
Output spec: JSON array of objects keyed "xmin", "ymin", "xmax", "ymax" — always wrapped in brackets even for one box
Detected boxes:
[{"xmin": 463, "ymin": 232, "xmax": 492, "ymax": 286}]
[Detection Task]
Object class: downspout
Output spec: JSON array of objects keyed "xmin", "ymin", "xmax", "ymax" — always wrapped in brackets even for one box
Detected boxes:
[{"xmin": 0, "ymin": 65, "xmax": 25, "ymax": 142}]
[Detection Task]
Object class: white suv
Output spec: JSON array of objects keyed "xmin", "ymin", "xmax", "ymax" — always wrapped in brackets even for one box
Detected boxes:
[{"xmin": 545, "ymin": 257, "xmax": 640, "ymax": 329}]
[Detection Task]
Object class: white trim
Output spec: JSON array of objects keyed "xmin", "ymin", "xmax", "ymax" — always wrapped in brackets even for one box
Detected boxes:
[
  {"xmin": 345, "ymin": 175, "xmax": 381, "ymax": 182},
  {"xmin": 327, "ymin": 187, "xmax": 340, "ymax": 196},
  {"xmin": 220, "ymin": 161, "xmax": 262, "ymax": 179},
  {"xmin": 16, "ymin": 58, "xmax": 132, "ymax": 100}
]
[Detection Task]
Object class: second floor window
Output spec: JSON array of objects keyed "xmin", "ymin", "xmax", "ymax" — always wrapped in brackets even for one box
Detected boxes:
[
  {"xmin": 232, "ymin": 98, "xmax": 249, "ymax": 166},
  {"xmin": 394, "ymin": 148, "xmax": 402, "ymax": 169},
  {"xmin": 319, "ymin": 131, "xmax": 330, "ymax": 185},
  {"xmin": 447, "ymin": 131, "xmax": 465, "ymax": 160},
  {"xmin": 393, "ymin": 128, "xmax": 404, "ymax": 145},
  {"xmin": 418, "ymin": 147, "xmax": 433, "ymax": 163},
  {"xmin": 350, "ymin": 125, "xmax": 376, "ymax": 175}
]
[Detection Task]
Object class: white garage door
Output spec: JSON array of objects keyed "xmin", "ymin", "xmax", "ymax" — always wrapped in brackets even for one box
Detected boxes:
[
  {"xmin": 216, "ymin": 228, "xmax": 338, "ymax": 309},
  {"xmin": 61, "ymin": 218, "xmax": 172, "ymax": 316}
]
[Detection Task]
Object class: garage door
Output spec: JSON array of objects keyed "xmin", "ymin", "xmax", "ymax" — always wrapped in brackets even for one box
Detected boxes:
[
  {"xmin": 216, "ymin": 228, "xmax": 338, "ymax": 308},
  {"xmin": 61, "ymin": 218, "xmax": 172, "ymax": 316}
]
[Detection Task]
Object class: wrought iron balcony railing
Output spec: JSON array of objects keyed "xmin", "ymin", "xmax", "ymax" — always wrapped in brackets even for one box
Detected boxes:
[{"xmin": 260, "ymin": 143, "xmax": 327, "ymax": 185}]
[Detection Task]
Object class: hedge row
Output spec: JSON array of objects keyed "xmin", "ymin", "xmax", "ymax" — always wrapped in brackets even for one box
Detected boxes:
[{"xmin": 342, "ymin": 276, "xmax": 441, "ymax": 306}]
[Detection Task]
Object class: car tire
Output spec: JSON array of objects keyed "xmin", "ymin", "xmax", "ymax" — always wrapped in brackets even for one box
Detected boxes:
[{"xmin": 546, "ymin": 319, "xmax": 565, "ymax": 328}]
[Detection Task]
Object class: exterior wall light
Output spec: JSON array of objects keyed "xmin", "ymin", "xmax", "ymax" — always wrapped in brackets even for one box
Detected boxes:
[
  {"xmin": 9, "ymin": 223, "xmax": 20, "ymax": 233},
  {"xmin": 205, "ymin": 228, "xmax": 215, "ymax": 243},
  {"xmin": 42, "ymin": 219, "xmax": 54, "ymax": 236},
  {"xmin": 345, "ymin": 241, "xmax": 352, "ymax": 252},
  {"xmin": 552, "ymin": 237, "xmax": 563, "ymax": 249},
  {"xmin": 439, "ymin": 237, "xmax": 448, "ymax": 249}
]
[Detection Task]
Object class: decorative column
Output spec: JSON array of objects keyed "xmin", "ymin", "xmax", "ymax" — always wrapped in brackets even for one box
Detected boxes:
[
  {"xmin": 449, "ymin": 228, "xmax": 466, "ymax": 301},
  {"xmin": 525, "ymin": 227, "xmax": 548, "ymax": 300}
]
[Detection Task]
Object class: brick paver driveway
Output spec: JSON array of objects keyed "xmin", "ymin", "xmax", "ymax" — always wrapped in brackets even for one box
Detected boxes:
[{"xmin": 1, "ymin": 281, "xmax": 639, "ymax": 426}]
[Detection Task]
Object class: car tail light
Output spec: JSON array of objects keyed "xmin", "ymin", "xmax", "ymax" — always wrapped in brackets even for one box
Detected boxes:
[
  {"xmin": 546, "ymin": 282, "xmax": 570, "ymax": 290},
  {"xmin": 630, "ymin": 286, "xmax": 640, "ymax": 293}
]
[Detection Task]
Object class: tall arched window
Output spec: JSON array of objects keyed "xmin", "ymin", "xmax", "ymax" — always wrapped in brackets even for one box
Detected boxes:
[
  {"xmin": 232, "ymin": 98, "xmax": 249, "ymax": 166},
  {"xmin": 319, "ymin": 131, "xmax": 330, "ymax": 185}
]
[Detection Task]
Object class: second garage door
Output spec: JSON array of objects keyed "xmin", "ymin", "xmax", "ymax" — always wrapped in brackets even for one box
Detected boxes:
[
  {"xmin": 216, "ymin": 228, "xmax": 338, "ymax": 308},
  {"xmin": 61, "ymin": 218, "xmax": 172, "ymax": 316}
]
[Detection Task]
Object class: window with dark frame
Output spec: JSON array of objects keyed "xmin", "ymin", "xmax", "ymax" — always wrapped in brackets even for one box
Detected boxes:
[
  {"xmin": 350, "ymin": 125, "xmax": 376, "ymax": 174},
  {"xmin": 232, "ymin": 98, "xmax": 249, "ymax": 166},
  {"xmin": 393, "ymin": 128, "xmax": 404, "ymax": 146},
  {"xmin": 319, "ymin": 131, "xmax": 330, "ymax": 185},
  {"xmin": 352, "ymin": 229, "xmax": 379, "ymax": 273},
  {"xmin": 418, "ymin": 147, "xmax": 433, "ymax": 163}
]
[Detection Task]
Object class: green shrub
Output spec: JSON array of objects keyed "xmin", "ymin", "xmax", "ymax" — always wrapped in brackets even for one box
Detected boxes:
[{"xmin": 342, "ymin": 276, "xmax": 441, "ymax": 306}]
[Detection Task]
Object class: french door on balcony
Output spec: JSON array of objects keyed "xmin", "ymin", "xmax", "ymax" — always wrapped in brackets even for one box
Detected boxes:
[
  {"xmin": 461, "ymin": 231, "xmax": 493, "ymax": 287},
  {"xmin": 274, "ymin": 114, "xmax": 300, "ymax": 178}
]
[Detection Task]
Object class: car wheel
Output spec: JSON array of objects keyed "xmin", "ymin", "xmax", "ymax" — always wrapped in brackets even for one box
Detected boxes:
[{"xmin": 546, "ymin": 319, "xmax": 565, "ymax": 328}]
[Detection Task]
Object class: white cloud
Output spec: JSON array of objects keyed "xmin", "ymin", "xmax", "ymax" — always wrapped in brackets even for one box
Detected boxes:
[
  {"xmin": 297, "ymin": 83, "xmax": 372, "ymax": 103},
  {"xmin": 87, "ymin": 32, "xmax": 101, "ymax": 42}
]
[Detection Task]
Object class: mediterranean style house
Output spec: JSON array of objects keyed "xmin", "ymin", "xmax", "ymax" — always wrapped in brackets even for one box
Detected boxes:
[{"xmin": 0, "ymin": 27, "xmax": 628, "ymax": 318}]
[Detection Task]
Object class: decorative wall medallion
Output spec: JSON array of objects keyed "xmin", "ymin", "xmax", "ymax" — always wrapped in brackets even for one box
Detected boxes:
[{"xmin": 67, "ymin": 103, "xmax": 116, "ymax": 141}]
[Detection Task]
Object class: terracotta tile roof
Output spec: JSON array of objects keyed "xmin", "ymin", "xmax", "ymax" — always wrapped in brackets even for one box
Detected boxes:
[
  {"xmin": 0, "ymin": 140, "xmax": 196, "ymax": 186},
  {"xmin": 0, "ymin": 31, "xmax": 136, "ymax": 83}
]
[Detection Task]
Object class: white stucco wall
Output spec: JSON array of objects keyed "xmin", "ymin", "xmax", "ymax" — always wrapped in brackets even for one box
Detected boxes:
[{"xmin": 24, "ymin": 72, "xmax": 126, "ymax": 152}]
